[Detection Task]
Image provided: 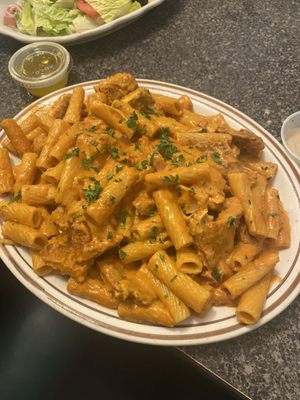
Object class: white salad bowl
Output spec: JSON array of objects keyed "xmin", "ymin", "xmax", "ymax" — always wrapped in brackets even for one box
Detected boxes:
[{"xmin": 0, "ymin": 0, "xmax": 165, "ymax": 45}]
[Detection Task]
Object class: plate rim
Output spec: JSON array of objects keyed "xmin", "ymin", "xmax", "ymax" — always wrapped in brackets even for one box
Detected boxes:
[
  {"xmin": 0, "ymin": 0, "xmax": 165, "ymax": 44},
  {"xmin": 1, "ymin": 79, "xmax": 299, "ymax": 346}
]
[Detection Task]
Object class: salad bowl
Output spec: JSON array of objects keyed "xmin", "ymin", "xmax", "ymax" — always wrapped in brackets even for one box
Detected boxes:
[{"xmin": 0, "ymin": 0, "xmax": 165, "ymax": 45}]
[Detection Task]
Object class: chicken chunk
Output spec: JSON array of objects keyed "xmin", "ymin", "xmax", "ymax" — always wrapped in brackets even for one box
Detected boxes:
[
  {"xmin": 94, "ymin": 73, "xmax": 138, "ymax": 105},
  {"xmin": 121, "ymin": 87, "xmax": 155, "ymax": 110},
  {"xmin": 231, "ymin": 129, "xmax": 265, "ymax": 157}
]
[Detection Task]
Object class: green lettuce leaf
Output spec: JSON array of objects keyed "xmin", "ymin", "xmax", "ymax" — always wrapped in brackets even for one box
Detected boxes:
[
  {"xmin": 127, "ymin": 1, "xmax": 141, "ymax": 13},
  {"xmin": 86, "ymin": 0, "xmax": 134, "ymax": 23},
  {"xmin": 73, "ymin": 14, "xmax": 104, "ymax": 32},
  {"xmin": 16, "ymin": 0, "xmax": 35, "ymax": 35},
  {"xmin": 17, "ymin": 0, "xmax": 80, "ymax": 36}
]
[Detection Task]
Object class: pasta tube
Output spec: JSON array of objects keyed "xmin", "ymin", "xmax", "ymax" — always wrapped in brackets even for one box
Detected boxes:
[
  {"xmin": 140, "ymin": 265, "xmax": 191, "ymax": 324},
  {"xmin": 86, "ymin": 166, "xmax": 138, "ymax": 225},
  {"xmin": 2, "ymin": 221, "xmax": 48, "ymax": 249},
  {"xmin": 91, "ymin": 101, "xmax": 137, "ymax": 139},
  {"xmin": 275, "ymin": 202, "xmax": 290, "ymax": 248},
  {"xmin": 112, "ymin": 100, "xmax": 158, "ymax": 138},
  {"xmin": 41, "ymin": 161, "xmax": 65, "ymax": 185},
  {"xmin": 14, "ymin": 152, "xmax": 38, "ymax": 194},
  {"xmin": 49, "ymin": 93, "xmax": 71, "ymax": 119},
  {"xmin": 21, "ymin": 184, "xmax": 56, "ymax": 206},
  {"xmin": 32, "ymin": 132, "xmax": 47, "ymax": 155},
  {"xmin": 132, "ymin": 215, "xmax": 164, "ymax": 241},
  {"xmin": 36, "ymin": 119, "xmax": 70, "ymax": 169},
  {"xmin": 222, "ymin": 251, "xmax": 279, "ymax": 299},
  {"xmin": 26, "ymin": 127, "xmax": 45, "ymax": 143},
  {"xmin": 145, "ymin": 163, "xmax": 210, "ymax": 189},
  {"xmin": 19, "ymin": 113, "xmax": 40, "ymax": 135},
  {"xmin": 176, "ymin": 247, "xmax": 203, "ymax": 274},
  {"xmin": 236, "ymin": 272, "xmax": 272, "ymax": 325},
  {"xmin": 265, "ymin": 188, "xmax": 280, "ymax": 239},
  {"xmin": 148, "ymin": 251, "xmax": 213, "ymax": 314},
  {"xmin": 1, "ymin": 137, "xmax": 18, "ymax": 156},
  {"xmin": 0, "ymin": 148, "xmax": 14, "ymax": 194},
  {"xmin": 64, "ymin": 87, "xmax": 85, "ymax": 124},
  {"xmin": 227, "ymin": 242, "xmax": 262, "ymax": 271},
  {"xmin": 0, "ymin": 200, "xmax": 42, "ymax": 228},
  {"xmin": 38, "ymin": 207, "xmax": 59, "ymax": 237},
  {"xmin": 0, "ymin": 119, "xmax": 31, "ymax": 156},
  {"xmin": 55, "ymin": 157, "xmax": 81, "ymax": 204},
  {"xmin": 153, "ymin": 189, "xmax": 193, "ymax": 250},
  {"xmin": 228, "ymin": 172, "xmax": 267, "ymax": 237},
  {"xmin": 32, "ymin": 250, "xmax": 54, "ymax": 276},
  {"xmin": 48, "ymin": 132, "xmax": 77, "ymax": 164},
  {"xmin": 119, "ymin": 240, "xmax": 172, "ymax": 264}
]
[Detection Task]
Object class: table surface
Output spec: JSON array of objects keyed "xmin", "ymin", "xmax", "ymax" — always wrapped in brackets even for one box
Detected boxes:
[{"xmin": 0, "ymin": 1, "xmax": 299, "ymax": 399}]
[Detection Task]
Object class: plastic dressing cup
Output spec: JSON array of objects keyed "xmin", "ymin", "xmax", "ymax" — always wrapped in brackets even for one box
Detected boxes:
[
  {"xmin": 281, "ymin": 111, "xmax": 300, "ymax": 167},
  {"xmin": 8, "ymin": 42, "xmax": 72, "ymax": 98}
]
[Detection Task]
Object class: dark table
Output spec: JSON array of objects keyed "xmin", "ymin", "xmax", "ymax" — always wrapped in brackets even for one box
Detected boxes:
[{"xmin": 0, "ymin": 1, "xmax": 299, "ymax": 399}]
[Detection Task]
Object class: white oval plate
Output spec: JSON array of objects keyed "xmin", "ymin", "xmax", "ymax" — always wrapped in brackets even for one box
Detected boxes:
[
  {"xmin": 1, "ymin": 80, "xmax": 300, "ymax": 346},
  {"xmin": 0, "ymin": 0, "xmax": 164, "ymax": 45}
]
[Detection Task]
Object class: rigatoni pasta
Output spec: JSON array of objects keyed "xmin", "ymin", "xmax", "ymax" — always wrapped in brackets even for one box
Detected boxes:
[{"xmin": 0, "ymin": 72, "xmax": 290, "ymax": 327}]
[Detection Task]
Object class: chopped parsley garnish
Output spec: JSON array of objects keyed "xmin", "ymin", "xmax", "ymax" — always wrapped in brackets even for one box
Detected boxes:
[
  {"xmin": 179, "ymin": 202, "xmax": 186, "ymax": 213},
  {"xmin": 159, "ymin": 254, "xmax": 165, "ymax": 261},
  {"xmin": 149, "ymin": 227, "xmax": 158, "ymax": 243},
  {"xmin": 189, "ymin": 187, "xmax": 196, "ymax": 195},
  {"xmin": 82, "ymin": 205, "xmax": 87, "ymax": 210},
  {"xmin": 104, "ymin": 144, "xmax": 119, "ymax": 159},
  {"xmin": 146, "ymin": 207, "xmax": 156, "ymax": 217},
  {"xmin": 89, "ymin": 140, "xmax": 99, "ymax": 147},
  {"xmin": 170, "ymin": 275, "xmax": 178, "ymax": 283},
  {"xmin": 115, "ymin": 164, "xmax": 123, "ymax": 173},
  {"xmin": 87, "ymin": 125, "xmax": 97, "ymax": 133},
  {"xmin": 149, "ymin": 153, "xmax": 155, "ymax": 167},
  {"xmin": 81, "ymin": 149, "xmax": 100, "ymax": 170},
  {"xmin": 227, "ymin": 216, "xmax": 235, "ymax": 228},
  {"xmin": 107, "ymin": 231, "xmax": 113, "ymax": 239},
  {"xmin": 156, "ymin": 128, "xmax": 179, "ymax": 160},
  {"xmin": 121, "ymin": 210, "xmax": 130, "ymax": 224},
  {"xmin": 135, "ymin": 160, "xmax": 148, "ymax": 171},
  {"xmin": 126, "ymin": 112, "xmax": 138, "ymax": 130},
  {"xmin": 199, "ymin": 128, "xmax": 207, "ymax": 133},
  {"xmin": 162, "ymin": 174, "xmax": 179, "ymax": 184},
  {"xmin": 141, "ymin": 107, "xmax": 158, "ymax": 119},
  {"xmin": 9, "ymin": 192, "xmax": 21, "ymax": 203},
  {"xmin": 64, "ymin": 147, "xmax": 80, "ymax": 160},
  {"xmin": 153, "ymin": 263, "xmax": 159, "ymax": 272},
  {"xmin": 210, "ymin": 152, "xmax": 222, "ymax": 165},
  {"xmin": 267, "ymin": 211, "xmax": 280, "ymax": 217},
  {"xmin": 82, "ymin": 177, "xmax": 102, "ymax": 204},
  {"xmin": 114, "ymin": 178, "xmax": 122, "ymax": 183},
  {"xmin": 105, "ymin": 127, "xmax": 115, "ymax": 137},
  {"xmin": 212, "ymin": 267, "xmax": 222, "ymax": 282},
  {"xmin": 109, "ymin": 195, "xmax": 116, "ymax": 204},
  {"xmin": 119, "ymin": 249, "xmax": 127, "ymax": 259},
  {"xmin": 197, "ymin": 154, "xmax": 208, "ymax": 163},
  {"xmin": 106, "ymin": 173, "xmax": 114, "ymax": 181},
  {"xmin": 134, "ymin": 143, "xmax": 141, "ymax": 151},
  {"xmin": 178, "ymin": 154, "xmax": 185, "ymax": 162}
]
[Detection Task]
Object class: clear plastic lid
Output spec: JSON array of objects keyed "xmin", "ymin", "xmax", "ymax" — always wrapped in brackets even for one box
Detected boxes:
[{"xmin": 8, "ymin": 42, "xmax": 72, "ymax": 88}]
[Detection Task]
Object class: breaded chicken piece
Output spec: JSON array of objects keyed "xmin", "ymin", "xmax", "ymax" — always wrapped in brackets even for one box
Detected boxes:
[{"xmin": 94, "ymin": 73, "xmax": 138, "ymax": 105}]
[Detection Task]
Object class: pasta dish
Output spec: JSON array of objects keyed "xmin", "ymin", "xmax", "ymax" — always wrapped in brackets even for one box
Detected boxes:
[{"xmin": 0, "ymin": 73, "xmax": 290, "ymax": 327}]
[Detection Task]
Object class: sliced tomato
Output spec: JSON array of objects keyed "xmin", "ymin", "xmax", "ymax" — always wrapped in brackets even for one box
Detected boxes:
[{"xmin": 76, "ymin": 0, "xmax": 99, "ymax": 17}]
